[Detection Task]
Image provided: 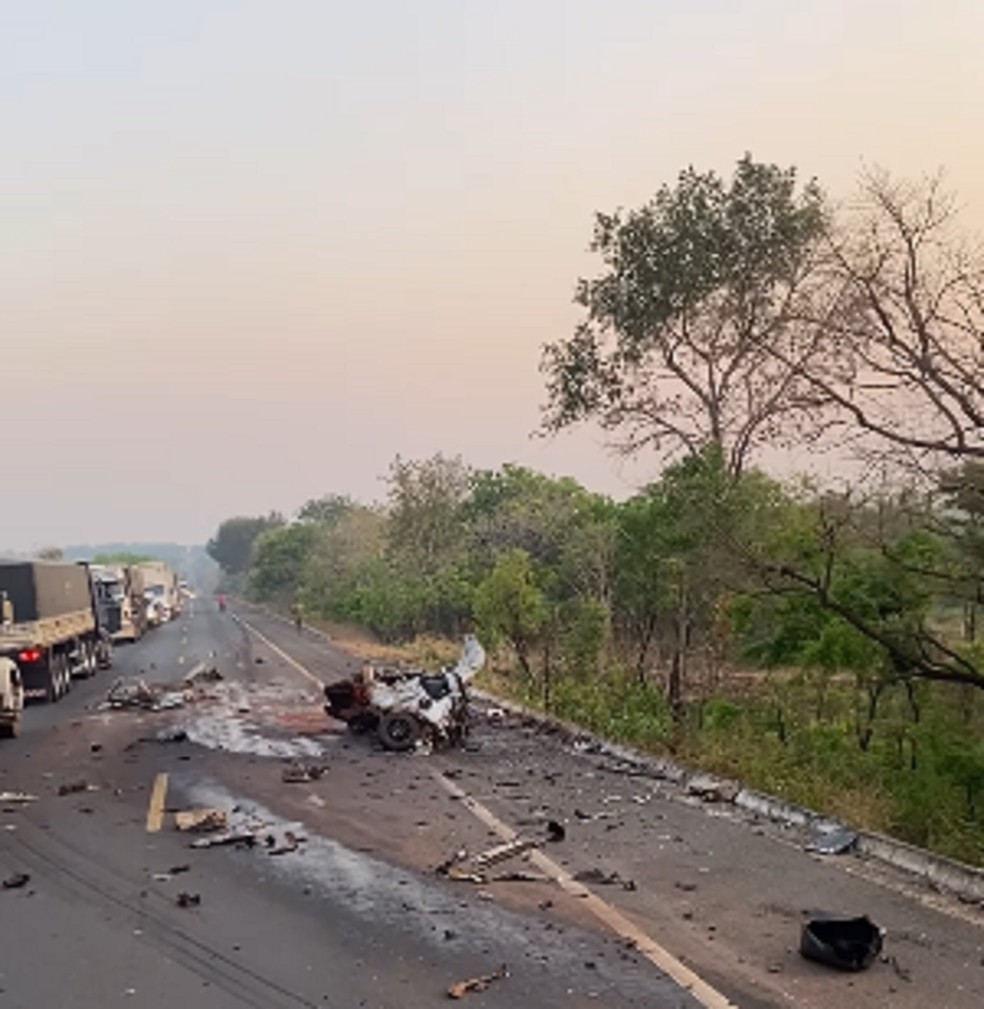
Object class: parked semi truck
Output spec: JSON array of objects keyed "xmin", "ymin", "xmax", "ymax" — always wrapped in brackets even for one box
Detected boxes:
[
  {"xmin": 0, "ymin": 598, "xmax": 23, "ymax": 737},
  {"xmin": 91, "ymin": 564, "xmax": 144, "ymax": 643},
  {"xmin": 0, "ymin": 560, "xmax": 111, "ymax": 703}
]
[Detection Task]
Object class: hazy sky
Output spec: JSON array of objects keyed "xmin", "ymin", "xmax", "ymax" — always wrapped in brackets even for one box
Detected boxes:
[{"xmin": 3, "ymin": 0, "xmax": 983, "ymax": 548}]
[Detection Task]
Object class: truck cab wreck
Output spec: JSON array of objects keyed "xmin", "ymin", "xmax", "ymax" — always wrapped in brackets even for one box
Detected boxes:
[{"xmin": 324, "ymin": 635, "xmax": 486, "ymax": 752}]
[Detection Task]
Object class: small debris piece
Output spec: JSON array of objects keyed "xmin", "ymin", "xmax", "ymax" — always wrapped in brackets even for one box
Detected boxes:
[
  {"xmin": 447, "ymin": 965, "xmax": 508, "ymax": 999},
  {"xmin": 156, "ymin": 728, "xmax": 189, "ymax": 744},
  {"xmin": 281, "ymin": 763, "xmax": 326, "ymax": 784},
  {"xmin": 90, "ymin": 743, "xmax": 103, "ymax": 753},
  {"xmin": 190, "ymin": 830, "xmax": 257, "ymax": 849},
  {"xmin": 546, "ymin": 820, "xmax": 566, "ymax": 842},
  {"xmin": 446, "ymin": 867, "xmax": 486, "ymax": 884},
  {"xmin": 0, "ymin": 792, "xmax": 37, "ymax": 804},
  {"xmin": 573, "ymin": 868, "xmax": 636, "ymax": 890},
  {"xmin": 106, "ymin": 678, "xmax": 189, "ymax": 712},
  {"xmin": 2, "ymin": 872, "xmax": 30, "ymax": 890},
  {"xmin": 806, "ymin": 828, "xmax": 859, "ymax": 856},
  {"xmin": 268, "ymin": 831, "xmax": 303, "ymax": 856},
  {"xmin": 799, "ymin": 915, "xmax": 884, "ymax": 971},
  {"xmin": 436, "ymin": 848, "xmax": 469, "ymax": 875},
  {"xmin": 176, "ymin": 892, "xmax": 201, "ymax": 908},
  {"xmin": 492, "ymin": 871, "xmax": 548, "ymax": 883},
  {"xmin": 686, "ymin": 774, "xmax": 740, "ymax": 803},
  {"xmin": 886, "ymin": 955, "xmax": 912, "ymax": 983},
  {"xmin": 472, "ymin": 837, "xmax": 539, "ymax": 870},
  {"xmin": 183, "ymin": 666, "xmax": 222, "ymax": 686},
  {"xmin": 175, "ymin": 809, "xmax": 229, "ymax": 833},
  {"xmin": 57, "ymin": 780, "xmax": 91, "ymax": 796}
]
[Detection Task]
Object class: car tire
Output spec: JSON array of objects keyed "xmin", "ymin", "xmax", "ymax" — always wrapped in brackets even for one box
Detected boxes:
[{"xmin": 377, "ymin": 711, "xmax": 421, "ymax": 752}]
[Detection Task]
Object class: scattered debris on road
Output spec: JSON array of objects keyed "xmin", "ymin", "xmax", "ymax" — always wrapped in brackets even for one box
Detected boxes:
[
  {"xmin": 184, "ymin": 666, "xmax": 223, "ymax": 687},
  {"xmin": 281, "ymin": 762, "xmax": 327, "ymax": 784},
  {"xmin": 799, "ymin": 914, "xmax": 884, "ymax": 971},
  {"xmin": 156, "ymin": 728, "xmax": 189, "ymax": 744},
  {"xmin": 686, "ymin": 773, "xmax": 741, "ymax": 803},
  {"xmin": 0, "ymin": 792, "xmax": 37, "ymax": 804},
  {"xmin": 447, "ymin": 965, "xmax": 508, "ymax": 999},
  {"xmin": 107, "ymin": 679, "xmax": 185, "ymax": 711},
  {"xmin": 175, "ymin": 808, "xmax": 229, "ymax": 833},
  {"xmin": 57, "ymin": 779, "xmax": 95, "ymax": 796},
  {"xmin": 472, "ymin": 837, "xmax": 539, "ymax": 870},
  {"xmin": 806, "ymin": 827, "xmax": 859, "ymax": 855},
  {"xmin": 545, "ymin": 819, "xmax": 566, "ymax": 842},
  {"xmin": 2, "ymin": 871, "xmax": 31, "ymax": 890},
  {"xmin": 572, "ymin": 868, "xmax": 637, "ymax": 891},
  {"xmin": 175, "ymin": 891, "xmax": 201, "ymax": 908},
  {"xmin": 190, "ymin": 830, "xmax": 258, "ymax": 849},
  {"xmin": 267, "ymin": 830, "xmax": 304, "ymax": 855}
]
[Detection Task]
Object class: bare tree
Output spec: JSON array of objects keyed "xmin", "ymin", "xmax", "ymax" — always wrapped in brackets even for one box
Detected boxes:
[{"xmin": 802, "ymin": 173, "xmax": 984, "ymax": 467}]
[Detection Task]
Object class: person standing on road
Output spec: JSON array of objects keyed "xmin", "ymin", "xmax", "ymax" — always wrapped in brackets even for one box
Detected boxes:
[{"xmin": 291, "ymin": 600, "xmax": 303, "ymax": 634}]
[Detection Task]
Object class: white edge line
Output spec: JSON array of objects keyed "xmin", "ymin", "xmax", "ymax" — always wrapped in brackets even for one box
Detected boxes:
[{"xmin": 434, "ymin": 771, "xmax": 739, "ymax": 1009}]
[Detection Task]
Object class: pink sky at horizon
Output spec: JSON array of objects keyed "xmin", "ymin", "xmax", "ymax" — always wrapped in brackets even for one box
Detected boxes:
[{"xmin": 2, "ymin": 1, "xmax": 982, "ymax": 548}]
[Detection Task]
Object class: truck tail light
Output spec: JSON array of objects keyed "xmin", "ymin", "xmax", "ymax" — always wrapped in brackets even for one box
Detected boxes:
[{"xmin": 18, "ymin": 649, "xmax": 42, "ymax": 663}]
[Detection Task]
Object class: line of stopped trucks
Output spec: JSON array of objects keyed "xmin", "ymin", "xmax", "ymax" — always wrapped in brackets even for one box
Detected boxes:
[{"xmin": 0, "ymin": 559, "xmax": 189, "ymax": 738}]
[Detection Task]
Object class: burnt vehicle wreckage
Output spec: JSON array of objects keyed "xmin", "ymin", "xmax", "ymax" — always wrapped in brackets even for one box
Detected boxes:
[{"xmin": 323, "ymin": 635, "xmax": 486, "ymax": 751}]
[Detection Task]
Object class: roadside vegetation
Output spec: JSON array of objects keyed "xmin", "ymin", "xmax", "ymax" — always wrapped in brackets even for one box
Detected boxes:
[{"xmin": 209, "ymin": 158, "xmax": 984, "ymax": 866}]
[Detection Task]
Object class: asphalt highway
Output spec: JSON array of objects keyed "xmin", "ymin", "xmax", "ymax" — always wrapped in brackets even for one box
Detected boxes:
[{"xmin": 0, "ymin": 602, "xmax": 701, "ymax": 1009}]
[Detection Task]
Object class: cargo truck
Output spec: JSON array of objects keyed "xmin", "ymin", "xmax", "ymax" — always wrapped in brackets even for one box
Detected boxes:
[
  {"xmin": 0, "ymin": 598, "xmax": 23, "ymax": 737},
  {"xmin": 92, "ymin": 564, "xmax": 144, "ymax": 643},
  {"xmin": 0, "ymin": 560, "xmax": 111, "ymax": 703}
]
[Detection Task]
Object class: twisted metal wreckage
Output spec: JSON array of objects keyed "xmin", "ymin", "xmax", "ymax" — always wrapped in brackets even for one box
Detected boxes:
[{"xmin": 323, "ymin": 635, "xmax": 486, "ymax": 751}]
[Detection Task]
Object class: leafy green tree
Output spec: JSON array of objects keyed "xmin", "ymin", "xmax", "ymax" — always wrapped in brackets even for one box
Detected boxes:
[
  {"xmin": 296, "ymin": 494, "xmax": 357, "ymax": 525},
  {"xmin": 542, "ymin": 155, "xmax": 828, "ymax": 475},
  {"xmin": 474, "ymin": 549, "xmax": 547, "ymax": 682},
  {"xmin": 207, "ymin": 513, "xmax": 284, "ymax": 575},
  {"xmin": 386, "ymin": 454, "xmax": 473, "ymax": 573},
  {"xmin": 249, "ymin": 524, "xmax": 320, "ymax": 602}
]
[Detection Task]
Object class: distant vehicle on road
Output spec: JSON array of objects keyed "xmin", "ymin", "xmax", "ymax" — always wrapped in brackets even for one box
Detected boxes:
[
  {"xmin": 135, "ymin": 561, "xmax": 180, "ymax": 625},
  {"xmin": 0, "ymin": 560, "xmax": 112, "ymax": 704}
]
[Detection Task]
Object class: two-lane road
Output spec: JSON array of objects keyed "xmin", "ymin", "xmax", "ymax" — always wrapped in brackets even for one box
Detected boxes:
[{"xmin": 0, "ymin": 601, "xmax": 703, "ymax": 1009}]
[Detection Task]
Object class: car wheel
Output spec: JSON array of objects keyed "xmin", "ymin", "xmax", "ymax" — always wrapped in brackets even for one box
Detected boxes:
[{"xmin": 377, "ymin": 711, "xmax": 421, "ymax": 752}]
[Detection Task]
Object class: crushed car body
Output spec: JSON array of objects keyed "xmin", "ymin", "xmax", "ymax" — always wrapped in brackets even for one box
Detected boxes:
[{"xmin": 323, "ymin": 635, "xmax": 486, "ymax": 751}]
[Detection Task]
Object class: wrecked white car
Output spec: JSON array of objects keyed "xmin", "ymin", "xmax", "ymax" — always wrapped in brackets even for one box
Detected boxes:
[{"xmin": 323, "ymin": 635, "xmax": 486, "ymax": 751}]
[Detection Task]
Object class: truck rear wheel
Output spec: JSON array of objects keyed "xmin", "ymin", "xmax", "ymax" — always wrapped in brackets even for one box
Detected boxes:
[
  {"xmin": 49, "ymin": 655, "xmax": 70, "ymax": 701},
  {"xmin": 44, "ymin": 660, "xmax": 59, "ymax": 703}
]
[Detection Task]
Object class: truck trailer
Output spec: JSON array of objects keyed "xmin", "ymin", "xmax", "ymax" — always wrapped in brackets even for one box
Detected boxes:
[{"xmin": 0, "ymin": 560, "xmax": 111, "ymax": 703}]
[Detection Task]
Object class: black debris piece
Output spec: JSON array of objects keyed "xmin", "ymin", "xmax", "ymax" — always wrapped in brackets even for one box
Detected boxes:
[
  {"xmin": 176, "ymin": 891, "xmax": 201, "ymax": 908},
  {"xmin": 799, "ymin": 914, "xmax": 884, "ymax": 971},
  {"xmin": 546, "ymin": 820, "xmax": 566, "ymax": 842},
  {"xmin": 156, "ymin": 728, "xmax": 189, "ymax": 744},
  {"xmin": 2, "ymin": 872, "xmax": 31, "ymax": 890}
]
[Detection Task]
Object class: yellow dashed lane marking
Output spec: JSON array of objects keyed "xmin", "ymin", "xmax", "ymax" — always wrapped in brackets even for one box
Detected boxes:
[{"xmin": 146, "ymin": 773, "xmax": 168, "ymax": 833}]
